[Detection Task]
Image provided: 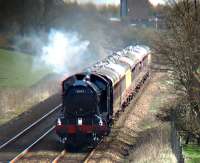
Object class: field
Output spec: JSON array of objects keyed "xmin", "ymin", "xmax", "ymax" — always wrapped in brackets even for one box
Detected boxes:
[
  {"xmin": 0, "ymin": 49, "xmax": 52, "ymax": 88},
  {"xmin": 183, "ymin": 145, "xmax": 200, "ymax": 163},
  {"xmin": 0, "ymin": 49, "xmax": 57, "ymax": 125}
]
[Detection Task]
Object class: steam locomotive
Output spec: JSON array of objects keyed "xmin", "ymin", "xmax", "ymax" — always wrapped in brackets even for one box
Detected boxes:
[{"xmin": 55, "ymin": 45, "xmax": 151, "ymax": 147}]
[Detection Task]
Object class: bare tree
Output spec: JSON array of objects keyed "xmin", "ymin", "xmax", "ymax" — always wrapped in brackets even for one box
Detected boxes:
[{"xmin": 154, "ymin": 0, "xmax": 200, "ymax": 144}]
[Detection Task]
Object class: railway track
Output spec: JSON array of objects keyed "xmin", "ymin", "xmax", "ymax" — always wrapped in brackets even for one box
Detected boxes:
[
  {"xmin": 0, "ymin": 104, "xmax": 61, "ymax": 150},
  {"xmin": 10, "ymin": 126, "xmax": 55, "ymax": 162},
  {"xmin": 52, "ymin": 150, "xmax": 66, "ymax": 162},
  {"xmin": 0, "ymin": 104, "xmax": 62, "ymax": 162},
  {"xmin": 51, "ymin": 72, "xmax": 151, "ymax": 163},
  {"xmin": 51, "ymin": 143, "xmax": 98, "ymax": 163},
  {"xmin": 83, "ymin": 141, "xmax": 102, "ymax": 163},
  {"xmin": 0, "ymin": 72, "xmax": 151, "ymax": 162}
]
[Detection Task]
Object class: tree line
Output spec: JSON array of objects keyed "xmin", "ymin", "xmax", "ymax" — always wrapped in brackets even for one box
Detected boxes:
[
  {"xmin": 0, "ymin": 0, "xmax": 119, "ymax": 35},
  {"xmin": 154, "ymin": 0, "xmax": 200, "ymax": 144}
]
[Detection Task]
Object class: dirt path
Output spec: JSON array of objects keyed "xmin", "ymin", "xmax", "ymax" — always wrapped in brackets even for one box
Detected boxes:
[{"xmin": 86, "ymin": 72, "xmax": 177, "ymax": 163}]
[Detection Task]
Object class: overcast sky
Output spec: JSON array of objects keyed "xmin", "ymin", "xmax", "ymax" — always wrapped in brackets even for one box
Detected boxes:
[
  {"xmin": 149, "ymin": 0, "xmax": 166, "ymax": 6},
  {"xmin": 64, "ymin": 0, "xmax": 166, "ymax": 6}
]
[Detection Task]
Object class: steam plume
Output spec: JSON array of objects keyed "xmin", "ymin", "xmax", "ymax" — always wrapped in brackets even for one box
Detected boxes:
[{"xmin": 41, "ymin": 29, "xmax": 90, "ymax": 74}]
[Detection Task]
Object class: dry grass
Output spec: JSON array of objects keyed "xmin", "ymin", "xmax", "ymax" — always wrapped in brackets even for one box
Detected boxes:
[
  {"xmin": 128, "ymin": 123, "xmax": 177, "ymax": 163},
  {"xmin": 127, "ymin": 72, "xmax": 177, "ymax": 163},
  {"xmin": 0, "ymin": 75, "xmax": 60, "ymax": 125}
]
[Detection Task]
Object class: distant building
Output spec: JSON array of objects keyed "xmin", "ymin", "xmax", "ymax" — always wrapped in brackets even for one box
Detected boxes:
[{"xmin": 120, "ymin": 0, "xmax": 155, "ymax": 22}]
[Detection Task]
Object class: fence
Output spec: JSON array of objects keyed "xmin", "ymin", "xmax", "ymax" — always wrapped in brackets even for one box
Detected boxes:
[{"xmin": 171, "ymin": 113, "xmax": 185, "ymax": 163}]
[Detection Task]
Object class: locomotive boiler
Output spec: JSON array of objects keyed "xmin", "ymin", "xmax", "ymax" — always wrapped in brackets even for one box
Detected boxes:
[{"xmin": 55, "ymin": 45, "xmax": 151, "ymax": 147}]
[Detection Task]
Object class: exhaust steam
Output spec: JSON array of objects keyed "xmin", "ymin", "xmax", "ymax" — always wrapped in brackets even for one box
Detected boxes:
[{"xmin": 41, "ymin": 29, "xmax": 90, "ymax": 74}]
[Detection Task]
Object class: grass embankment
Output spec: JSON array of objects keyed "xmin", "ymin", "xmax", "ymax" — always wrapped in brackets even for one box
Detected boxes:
[
  {"xmin": 0, "ymin": 49, "xmax": 55, "ymax": 125},
  {"xmin": 0, "ymin": 49, "xmax": 51, "ymax": 88},
  {"xmin": 128, "ymin": 72, "xmax": 177, "ymax": 163},
  {"xmin": 183, "ymin": 145, "xmax": 200, "ymax": 163},
  {"xmin": 147, "ymin": 74, "xmax": 200, "ymax": 163},
  {"xmin": 122, "ymin": 26, "xmax": 157, "ymax": 46}
]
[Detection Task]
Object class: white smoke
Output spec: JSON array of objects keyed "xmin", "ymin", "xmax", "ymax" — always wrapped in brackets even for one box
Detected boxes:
[{"xmin": 41, "ymin": 29, "xmax": 90, "ymax": 74}]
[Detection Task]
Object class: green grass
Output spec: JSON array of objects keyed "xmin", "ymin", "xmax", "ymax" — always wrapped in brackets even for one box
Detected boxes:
[
  {"xmin": 183, "ymin": 144, "xmax": 200, "ymax": 163},
  {"xmin": 197, "ymin": 67, "xmax": 200, "ymax": 74},
  {"xmin": 0, "ymin": 49, "xmax": 52, "ymax": 88}
]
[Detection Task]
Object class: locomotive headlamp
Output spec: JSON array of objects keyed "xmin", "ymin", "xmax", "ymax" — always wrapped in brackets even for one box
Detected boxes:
[
  {"xmin": 78, "ymin": 117, "xmax": 83, "ymax": 126},
  {"xmin": 99, "ymin": 119, "xmax": 103, "ymax": 126},
  {"xmin": 57, "ymin": 118, "xmax": 62, "ymax": 126}
]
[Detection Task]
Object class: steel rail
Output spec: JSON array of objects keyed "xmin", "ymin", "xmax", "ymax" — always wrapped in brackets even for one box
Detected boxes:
[
  {"xmin": 10, "ymin": 126, "xmax": 55, "ymax": 163},
  {"xmin": 83, "ymin": 139, "xmax": 103, "ymax": 163},
  {"xmin": 83, "ymin": 149, "xmax": 96, "ymax": 163},
  {"xmin": 0, "ymin": 104, "xmax": 62, "ymax": 150},
  {"xmin": 52, "ymin": 150, "xmax": 66, "ymax": 163}
]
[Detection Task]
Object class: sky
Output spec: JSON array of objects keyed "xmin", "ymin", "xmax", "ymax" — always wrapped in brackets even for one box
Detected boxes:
[
  {"xmin": 64, "ymin": 0, "xmax": 166, "ymax": 6},
  {"xmin": 149, "ymin": 0, "xmax": 166, "ymax": 6}
]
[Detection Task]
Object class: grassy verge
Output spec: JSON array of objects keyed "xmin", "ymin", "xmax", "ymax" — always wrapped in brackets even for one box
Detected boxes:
[
  {"xmin": 0, "ymin": 49, "xmax": 52, "ymax": 88},
  {"xmin": 127, "ymin": 72, "xmax": 177, "ymax": 163},
  {"xmin": 0, "ymin": 49, "xmax": 58, "ymax": 125},
  {"xmin": 122, "ymin": 26, "xmax": 157, "ymax": 46},
  {"xmin": 183, "ymin": 144, "xmax": 200, "ymax": 163}
]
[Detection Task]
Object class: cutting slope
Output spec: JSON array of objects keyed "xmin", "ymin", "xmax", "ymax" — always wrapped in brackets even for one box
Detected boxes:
[{"xmin": 0, "ymin": 49, "xmax": 52, "ymax": 88}]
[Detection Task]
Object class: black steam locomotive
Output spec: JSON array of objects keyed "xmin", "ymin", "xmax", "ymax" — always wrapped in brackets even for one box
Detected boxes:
[{"xmin": 55, "ymin": 45, "xmax": 151, "ymax": 146}]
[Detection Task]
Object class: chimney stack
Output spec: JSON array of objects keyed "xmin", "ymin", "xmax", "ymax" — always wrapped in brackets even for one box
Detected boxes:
[{"xmin": 120, "ymin": 0, "xmax": 128, "ymax": 18}]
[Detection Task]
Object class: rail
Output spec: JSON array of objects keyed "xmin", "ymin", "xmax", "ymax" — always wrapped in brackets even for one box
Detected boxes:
[
  {"xmin": 0, "ymin": 104, "xmax": 61, "ymax": 150},
  {"xmin": 10, "ymin": 126, "xmax": 55, "ymax": 163}
]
